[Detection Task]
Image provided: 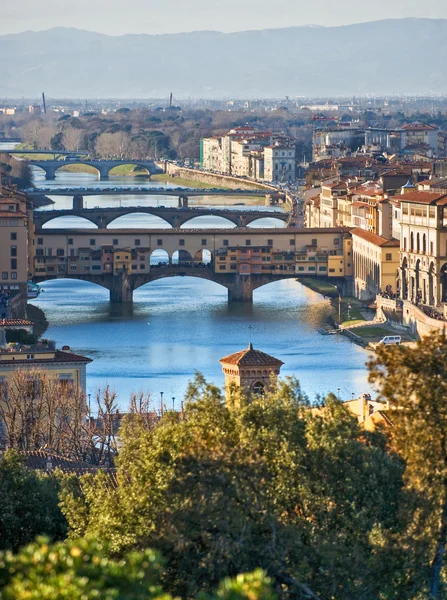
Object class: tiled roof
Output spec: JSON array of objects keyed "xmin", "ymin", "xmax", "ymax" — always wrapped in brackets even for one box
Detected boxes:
[
  {"xmin": 0, "ymin": 318, "xmax": 33, "ymax": 327},
  {"xmin": 351, "ymin": 228, "xmax": 400, "ymax": 248},
  {"xmin": 396, "ymin": 191, "xmax": 447, "ymax": 204},
  {"xmin": 18, "ymin": 449, "xmax": 118, "ymax": 481},
  {"xmin": 219, "ymin": 343, "xmax": 284, "ymax": 367},
  {"xmin": 0, "ymin": 349, "xmax": 92, "ymax": 364}
]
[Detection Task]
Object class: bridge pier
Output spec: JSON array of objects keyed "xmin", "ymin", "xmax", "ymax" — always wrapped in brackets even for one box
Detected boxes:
[
  {"xmin": 227, "ymin": 275, "xmax": 254, "ymax": 303},
  {"xmin": 110, "ymin": 272, "xmax": 133, "ymax": 303},
  {"xmin": 43, "ymin": 166, "xmax": 57, "ymax": 180},
  {"xmin": 73, "ymin": 195, "xmax": 84, "ymax": 210}
]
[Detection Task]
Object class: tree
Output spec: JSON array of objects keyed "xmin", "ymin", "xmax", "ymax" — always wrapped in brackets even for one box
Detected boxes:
[
  {"xmin": 0, "ymin": 451, "xmax": 66, "ymax": 551},
  {"xmin": 0, "ymin": 537, "xmax": 275, "ymax": 600},
  {"xmin": 369, "ymin": 332, "xmax": 447, "ymax": 599},
  {"xmin": 62, "ymin": 125, "xmax": 83, "ymax": 151},
  {"xmin": 60, "ymin": 374, "xmax": 405, "ymax": 599}
]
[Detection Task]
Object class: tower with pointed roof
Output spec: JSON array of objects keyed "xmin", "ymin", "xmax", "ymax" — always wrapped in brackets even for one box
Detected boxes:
[{"xmin": 219, "ymin": 343, "xmax": 283, "ymax": 405}]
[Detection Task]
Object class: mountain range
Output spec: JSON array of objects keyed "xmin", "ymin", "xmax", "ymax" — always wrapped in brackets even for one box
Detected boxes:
[{"xmin": 1, "ymin": 19, "xmax": 446, "ymax": 99}]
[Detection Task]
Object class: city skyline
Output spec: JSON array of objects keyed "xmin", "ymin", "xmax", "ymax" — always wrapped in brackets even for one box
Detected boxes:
[{"xmin": 1, "ymin": 0, "xmax": 447, "ymax": 36}]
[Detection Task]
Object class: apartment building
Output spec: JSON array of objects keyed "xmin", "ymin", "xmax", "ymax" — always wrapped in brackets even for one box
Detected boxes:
[
  {"xmin": 263, "ymin": 145, "xmax": 296, "ymax": 183},
  {"xmin": 0, "ymin": 189, "xmax": 31, "ymax": 303},
  {"xmin": 0, "ymin": 341, "xmax": 91, "ymax": 393},
  {"xmin": 351, "ymin": 229, "xmax": 400, "ymax": 300},
  {"xmin": 397, "ymin": 191, "xmax": 447, "ymax": 306},
  {"xmin": 201, "ymin": 128, "xmax": 295, "ymax": 183}
]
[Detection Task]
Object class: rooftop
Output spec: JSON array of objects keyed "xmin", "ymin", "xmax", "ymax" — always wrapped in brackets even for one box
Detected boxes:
[
  {"xmin": 219, "ymin": 343, "xmax": 284, "ymax": 367},
  {"xmin": 351, "ymin": 228, "xmax": 400, "ymax": 248}
]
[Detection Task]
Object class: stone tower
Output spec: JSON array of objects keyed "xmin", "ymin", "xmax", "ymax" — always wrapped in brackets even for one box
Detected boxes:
[{"xmin": 219, "ymin": 343, "xmax": 284, "ymax": 404}]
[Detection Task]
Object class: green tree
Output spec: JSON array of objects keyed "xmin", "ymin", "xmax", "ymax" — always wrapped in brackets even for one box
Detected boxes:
[
  {"xmin": 60, "ymin": 375, "xmax": 404, "ymax": 599},
  {"xmin": 0, "ymin": 537, "xmax": 275, "ymax": 600},
  {"xmin": 0, "ymin": 451, "xmax": 66, "ymax": 551},
  {"xmin": 369, "ymin": 332, "xmax": 447, "ymax": 599}
]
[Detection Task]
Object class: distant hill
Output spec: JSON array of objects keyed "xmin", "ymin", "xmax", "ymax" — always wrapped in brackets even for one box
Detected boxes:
[{"xmin": 1, "ymin": 19, "xmax": 447, "ymax": 98}]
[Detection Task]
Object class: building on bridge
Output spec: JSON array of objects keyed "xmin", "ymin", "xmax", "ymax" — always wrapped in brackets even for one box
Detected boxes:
[{"xmin": 32, "ymin": 228, "xmax": 354, "ymax": 303}]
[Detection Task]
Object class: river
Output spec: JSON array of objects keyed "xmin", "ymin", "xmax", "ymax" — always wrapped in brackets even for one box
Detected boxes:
[{"xmin": 28, "ymin": 167, "xmax": 371, "ymax": 408}]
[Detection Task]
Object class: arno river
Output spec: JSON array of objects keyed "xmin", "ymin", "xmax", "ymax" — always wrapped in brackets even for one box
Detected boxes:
[{"xmin": 29, "ymin": 167, "xmax": 372, "ymax": 408}]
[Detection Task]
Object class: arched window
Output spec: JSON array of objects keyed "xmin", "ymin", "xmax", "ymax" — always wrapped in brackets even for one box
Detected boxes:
[
  {"xmin": 252, "ymin": 382, "xmax": 265, "ymax": 397},
  {"xmin": 423, "ymin": 234, "xmax": 427, "ymax": 254},
  {"xmin": 410, "ymin": 232, "xmax": 414, "ymax": 251},
  {"xmin": 403, "ymin": 237, "xmax": 407, "ymax": 251},
  {"xmin": 417, "ymin": 233, "xmax": 420, "ymax": 253}
]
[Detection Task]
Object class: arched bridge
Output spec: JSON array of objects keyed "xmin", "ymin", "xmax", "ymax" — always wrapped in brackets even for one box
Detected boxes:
[
  {"xmin": 33, "ymin": 206, "xmax": 289, "ymax": 230},
  {"xmin": 34, "ymin": 267, "xmax": 300, "ymax": 303},
  {"xmin": 29, "ymin": 159, "xmax": 162, "ymax": 179}
]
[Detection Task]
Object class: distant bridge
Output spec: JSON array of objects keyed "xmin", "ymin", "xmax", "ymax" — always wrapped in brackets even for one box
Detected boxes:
[
  {"xmin": 29, "ymin": 159, "xmax": 162, "ymax": 179},
  {"xmin": 28, "ymin": 187, "xmax": 267, "ymax": 198},
  {"xmin": 33, "ymin": 205, "xmax": 289, "ymax": 230}
]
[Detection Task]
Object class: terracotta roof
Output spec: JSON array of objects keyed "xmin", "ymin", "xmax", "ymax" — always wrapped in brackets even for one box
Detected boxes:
[
  {"xmin": 219, "ymin": 343, "xmax": 284, "ymax": 367},
  {"xmin": 0, "ymin": 349, "xmax": 92, "ymax": 364},
  {"xmin": 351, "ymin": 228, "xmax": 400, "ymax": 248},
  {"xmin": 0, "ymin": 211, "xmax": 26, "ymax": 218},
  {"xmin": 351, "ymin": 201, "xmax": 370, "ymax": 208},
  {"xmin": 395, "ymin": 191, "xmax": 447, "ymax": 204},
  {"xmin": 0, "ymin": 318, "xmax": 33, "ymax": 326},
  {"xmin": 401, "ymin": 123, "xmax": 437, "ymax": 131},
  {"xmin": 18, "ymin": 449, "xmax": 118, "ymax": 481}
]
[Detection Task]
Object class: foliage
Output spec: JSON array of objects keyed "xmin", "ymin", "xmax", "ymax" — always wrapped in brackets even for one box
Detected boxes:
[
  {"xmin": 5, "ymin": 329, "xmax": 37, "ymax": 345},
  {"xmin": 369, "ymin": 332, "xmax": 447, "ymax": 599},
  {"xmin": 0, "ymin": 451, "xmax": 66, "ymax": 552},
  {"xmin": 60, "ymin": 374, "xmax": 405, "ymax": 599},
  {"xmin": 0, "ymin": 537, "xmax": 276, "ymax": 600}
]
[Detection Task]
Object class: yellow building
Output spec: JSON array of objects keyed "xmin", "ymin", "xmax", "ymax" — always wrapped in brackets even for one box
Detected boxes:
[
  {"xmin": 351, "ymin": 228, "xmax": 400, "ymax": 300},
  {"xmin": 0, "ymin": 188, "xmax": 31, "ymax": 303},
  {"xmin": 0, "ymin": 342, "xmax": 91, "ymax": 393},
  {"xmin": 113, "ymin": 248, "xmax": 132, "ymax": 274}
]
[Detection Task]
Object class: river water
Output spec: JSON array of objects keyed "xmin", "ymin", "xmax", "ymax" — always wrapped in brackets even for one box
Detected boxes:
[{"xmin": 28, "ymin": 167, "xmax": 371, "ymax": 408}]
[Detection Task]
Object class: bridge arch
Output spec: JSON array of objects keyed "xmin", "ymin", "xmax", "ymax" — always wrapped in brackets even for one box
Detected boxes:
[
  {"xmin": 133, "ymin": 273, "xmax": 229, "ymax": 295},
  {"xmin": 41, "ymin": 215, "xmax": 99, "ymax": 229},
  {"xmin": 150, "ymin": 249, "xmax": 170, "ymax": 265},
  {"xmin": 180, "ymin": 215, "xmax": 238, "ymax": 228},
  {"xmin": 107, "ymin": 212, "xmax": 172, "ymax": 229},
  {"xmin": 54, "ymin": 163, "xmax": 101, "ymax": 178},
  {"xmin": 107, "ymin": 163, "xmax": 151, "ymax": 177},
  {"xmin": 247, "ymin": 217, "xmax": 287, "ymax": 228}
]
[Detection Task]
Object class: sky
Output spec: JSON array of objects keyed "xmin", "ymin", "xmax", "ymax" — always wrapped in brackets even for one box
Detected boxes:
[{"xmin": 2, "ymin": 0, "xmax": 447, "ymax": 36}]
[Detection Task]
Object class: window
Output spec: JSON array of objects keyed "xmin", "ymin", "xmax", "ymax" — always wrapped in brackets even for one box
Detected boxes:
[
  {"xmin": 179, "ymin": 239, "xmax": 185, "ymax": 246},
  {"xmin": 334, "ymin": 238, "xmax": 340, "ymax": 245},
  {"xmin": 267, "ymin": 239, "xmax": 273, "ymax": 246},
  {"xmin": 36, "ymin": 249, "xmax": 44, "ymax": 257},
  {"xmin": 113, "ymin": 239, "xmax": 118, "ymax": 245},
  {"xmin": 68, "ymin": 238, "xmax": 73, "ymax": 245},
  {"xmin": 430, "ymin": 241, "xmax": 434, "ymax": 255},
  {"xmin": 10, "ymin": 246, "xmax": 17, "ymax": 257},
  {"xmin": 223, "ymin": 239, "xmax": 229, "ymax": 246},
  {"xmin": 329, "ymin": 268, "xmax": 335, "ymax": 273},
  {"xmin": 311, "ymin": 239, "xmax": 317, "ymax": 245},
  {"xmin": 423, "ymin": 234, "xmax": 427, "ymax": 254},
  {"xmin": 135, "ymin": 239, "xmax": 140, "ymax": 246},
  {"xmin": 10, "ymin": 272, "xmax": 17, "ymax": 279},
  {"xmin": 319, "ymin": 266, "xmax": 327, "ymax": 272},
  {"xmin": 410, "ymin": 232, "xmax": 414, "ymax": 251},
  {"xmin": 57, "ymin": 249, "xmax": 64, "ymax": 256},
  {"xmin": 289, "ymin": 239, "xmax": 295, "ymax": 246},
  {"xmin": 201, "ymin": 239, "xmax": 207, "ymax": 246},
  {"xmin": 10, "ymin": 259, "xmax": 17, "ymax": 269},
  {"xmin": 157, "ymin": 239, "xmax": 163, "ymax": 246},
  {"xmin": 10, "ymin": 232, "xmax": 16, "ymax": 240},
  {"xmin": 140, "ymin": 264, "xmax": 145, "ymax": 269},
  {"xmin": 1, "ymin": 272, "xmax": 7, "ymax": 280},
  {"xmin": 253, "ymin": 382, "xmax": 265, "ymax": 397},
  {"xmin": 37, "ymin": 238, "xmax": 43, "ymax": 245},
  {"xmin": 140, "ymin": 255, "xmax": 145, "ymax": 261},
  {"xmin": 403, "ymin": 238, "xmax": 407, "ymax": 251},
  {"xmin": 219, "ymin": 265, "xmax": 226, "ymax": 270},
  {"xmin": 245, "ymin": 239, "xmax": 251, "ymax": 246},
  {"xmin": 416, "ymin": 233, "xmax": 420, "ymax": 253},
  {"xmin": 386, "ymin": 253, "xmax": 392, "ymax": 261},
  {"xmin": 429, "ymin": 206, "xmax": 436, "ymax": 218},
  {"xmin": 89, "ymin": 239, "xmax": 96, "ymax": 246}
]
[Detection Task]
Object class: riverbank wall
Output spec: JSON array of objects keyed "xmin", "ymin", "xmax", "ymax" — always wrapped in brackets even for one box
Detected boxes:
[
  {"xmin": 376, "ymin": 295, "xmax": 446, "ymax": 338},
  {"xmin": 158, "ymin": 162, "xmax": 295, "ymax": 211}
]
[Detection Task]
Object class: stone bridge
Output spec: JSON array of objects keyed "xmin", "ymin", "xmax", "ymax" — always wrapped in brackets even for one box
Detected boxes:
[
  {"xmin": 33, "ymin": 266, "xmax": 349, "ymax": 303},
  {"xmin": 33, "ymin": 206, "xmax": 289, "ymax": 230},
  {"xmin": 29, "ymin": 159, "xmax": 162, "ymax": 179}
]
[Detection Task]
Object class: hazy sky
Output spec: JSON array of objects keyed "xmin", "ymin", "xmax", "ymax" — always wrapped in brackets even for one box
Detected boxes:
[{"xmin": 2, "ymin": 0, "xmax": 447, "ymax": 36}]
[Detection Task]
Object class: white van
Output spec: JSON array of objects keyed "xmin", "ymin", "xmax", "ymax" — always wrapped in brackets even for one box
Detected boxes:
[{"xmin": 378, "ymin": 335, "xmax": 401, "ymax": 346}]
